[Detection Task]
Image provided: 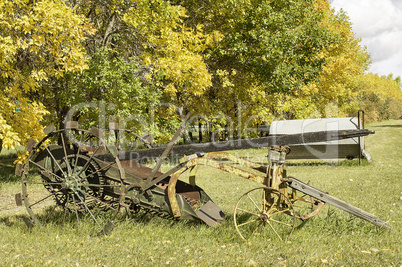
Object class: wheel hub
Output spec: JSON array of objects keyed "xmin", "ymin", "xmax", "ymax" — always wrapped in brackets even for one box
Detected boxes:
[
  {"xmin": 260, "ymin": 213, "xmax": 269, "ymax": 222},
  {"xmin": 62, "ymin": 172, "xmax": 88, "ymax": 195}
]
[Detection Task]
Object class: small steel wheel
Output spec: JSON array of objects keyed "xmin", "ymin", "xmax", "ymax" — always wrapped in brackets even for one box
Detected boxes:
[
  {"xmin": 234, "ymin": 187, "xmax": 296, "ymax": 241},
  {"xmin": 19, "ymin": 125, "xmax": 125, "ymax": 235},
  {"xmin": 288, "ymin": 188, "xmax": 324, "ymax": 221},
  {"xmin": 285, "ymin": 177, "xmax": 324, "ymax": 221}
]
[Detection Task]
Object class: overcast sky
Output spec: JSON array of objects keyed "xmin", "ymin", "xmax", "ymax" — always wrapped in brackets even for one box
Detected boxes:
[{"xmin": 330, "ymin": 0, "xmax": 402, "ymax": 79}]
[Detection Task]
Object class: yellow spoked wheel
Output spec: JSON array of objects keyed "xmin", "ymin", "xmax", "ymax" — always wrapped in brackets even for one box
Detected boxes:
[
  {"xmin": 234, "ymin": 187, "xmax": 296, "ymax": 241},
  {"xmin": 285, "ymin": 177, "xmax": 324, "ymax": 221}
]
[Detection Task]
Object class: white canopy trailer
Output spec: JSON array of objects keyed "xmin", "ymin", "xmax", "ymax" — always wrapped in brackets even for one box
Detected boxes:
[{"xmin": 269, "ymin": 112, "xmax": 371, "ymax": 163}]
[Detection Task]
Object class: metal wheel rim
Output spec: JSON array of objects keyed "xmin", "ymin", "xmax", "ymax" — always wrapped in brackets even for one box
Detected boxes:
[
  {"xmin": 234, "ymin": 186, "xmax": 296, "ymax": 241},
  {"xmin": 21, "ymin": 127, "xmax": 125, "ymax": 235}
]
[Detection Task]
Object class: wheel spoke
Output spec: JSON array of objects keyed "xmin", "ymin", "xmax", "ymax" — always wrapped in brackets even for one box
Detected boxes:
[
  {"xmin": 267, "ymin": 220, "xmax": 283, "ymax": 241},
  {"xmin": 72, "ymin": 133, "xmax": 85, "ymax": 174},
  {"xmin": 261, "ymin": 189, "xmax": 266, "ymax": 212},
  {"xmin": 251, "ymin": 220, "xmax": 263, "ymax": 237},
  {"xmin": 81, "ymin": 161, "xmax": 115, "ymax": 180},
  {"xmin": 269, "ymin": 208, "xmax": 291, "ymax": 217},
  {"xmin": 269, "ymin": 218, "xmax": 294, "ymax": 227},
  {"xmin": 43, "ymin": 204, "xmax": 57, "ymax": 223},
  {"xmin": 236, "ymin": 207, "xmax": 260, "ymax": 217},
  {"xmin": 28, "ymin": 193, "xmax": 54, "ymax": 208},
  {"xmin": 63, "ymin": 194, "xmax": 69, "ymax": 224},
  {"xmin": 28, "ymin": 160, "xmax": 63, "ymax": 180},
  {"xmin": 237, "ymin": 218, "xmax": 260, "ymax": 228},
  {"xmin": 72, "ymin": 194, "xmax": 81, "ymax": 228},
  {"xmin": 43, "ymin": 143, "xmax": 67, "ymax": 177},
  {"xmin": 76, "ymin": 141, "xmax": 102, "ymax": 177},
  {"xmin": 265, "ymin": 203, "xmax": 276, "ymax": 215},
  {"xmin": 74, "ymin": 192, "xmax": 104, "ymax": 232},
  {"xmin": 60, "ymin": 133, "xmax": 72, "ymax": 175},
  {"xmin": 25, "ymin": 181, "xmax": 63, "ymax": 185},
  {"xmin": 246, "ymin": 193, "xmax": 261, "ymax": 213}
]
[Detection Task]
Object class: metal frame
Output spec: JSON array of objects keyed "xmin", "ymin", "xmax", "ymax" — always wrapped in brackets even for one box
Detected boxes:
[{"xmin": 15, "ymin": 118, "xmax": 390, "ymax": 240}]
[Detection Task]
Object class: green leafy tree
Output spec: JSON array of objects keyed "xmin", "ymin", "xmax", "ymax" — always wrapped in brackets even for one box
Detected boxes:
[
  {"xmin": 176, "ymin": 0, "xmax": 340, "ymax": 133},
  {"xmin": 122, "ymin": 0, "xmax": 214, "ymax": 111},
  {"xmin": 68, "ymin": 47, "xmax": 160, "ymax": 130}
]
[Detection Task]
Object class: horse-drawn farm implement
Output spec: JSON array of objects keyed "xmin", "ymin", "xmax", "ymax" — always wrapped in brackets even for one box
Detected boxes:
[{"xmin": 15, "ymin": 115, "xmax": 390, "ymax": 241}]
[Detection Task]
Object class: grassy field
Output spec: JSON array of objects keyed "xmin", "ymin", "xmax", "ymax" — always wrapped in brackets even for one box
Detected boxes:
[{"xmin": 0, "ymin": 120, "xmax": 400, "ymax": 266}]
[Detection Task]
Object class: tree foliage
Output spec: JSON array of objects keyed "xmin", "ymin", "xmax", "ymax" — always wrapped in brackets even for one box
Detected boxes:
[
  {"xmin": 265, "ymin": 0, "xmax": 370, "ymax": 119},
  {"xmin": 122, "ymin": 0, "xmax": 216, "ymax": 111},
  {"xmin": 0, "ymin": 0, "xmax": 93, "ymax": 150},
  {"xmin": 65, "ymin": 47, "xmax": 160, "ymax": 131},
  {"xmin": 177, "ymin": 0, "xmax": 346, "ymax": 128},
  {"xmin": 1, "ymin": 0, "xmax": 399, "ymax": 152},
  {"xmin": 355, "ymin": 73, "xmax": 402, "ymax": 122},
  {"xmin": 35, "ymin": 0, "xmax": 215, "ymax": 140}
]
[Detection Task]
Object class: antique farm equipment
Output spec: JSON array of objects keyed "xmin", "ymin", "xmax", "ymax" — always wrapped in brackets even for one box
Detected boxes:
[{"xmin": 15, "ymin": 116, "xmax": 390, "ymax": 240}]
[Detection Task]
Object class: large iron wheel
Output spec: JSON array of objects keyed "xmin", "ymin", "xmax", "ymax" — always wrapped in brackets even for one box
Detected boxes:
[
  {"xmin": 20, "ymin": 125, "xmax": 125, "ymax": 235},
  {"xmin": 234, "ymin": 187, "xmax": 296, "ymax": 241}
]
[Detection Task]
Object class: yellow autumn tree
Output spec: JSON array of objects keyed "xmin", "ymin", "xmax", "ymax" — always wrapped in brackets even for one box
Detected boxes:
[
  {"xmin": 119, "ymin": 0, "xmax": 220, "ymax": 141},
  {"xmin": 290, "ymin": 0, "xmax": 370, "ymax": 118},
  {"xmin": 355, "ymin": 73, "xmax": 402, "ymax": 122},
  {"xmin": 0, "ymin": 0, "xmax": 94, "ymax": 152},
  {"xmin": 122, "ymin": 0, "xmax": 214, "ymax": 108}
]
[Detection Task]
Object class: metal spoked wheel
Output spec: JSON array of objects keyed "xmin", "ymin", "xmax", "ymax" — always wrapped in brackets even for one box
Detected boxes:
[
  {"xmin": 289, "ymin": 188, "xmax": 324, "ymax": 221},
  {"xmin": 20, "ymin": 125, "xmax": 125, "ymax": 235},
  {"xmin": 234, "ymin": 187, "xmax": 296, "ymax": 241},
  {"xmin": 285, "ymin": 177, "xmax": 324, "ymax": 221}
]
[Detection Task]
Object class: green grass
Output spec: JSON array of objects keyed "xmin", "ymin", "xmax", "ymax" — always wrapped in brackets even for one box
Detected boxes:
[{"xmin": 0, "ymin": 120, "xmax": 401, "ymax": 266}]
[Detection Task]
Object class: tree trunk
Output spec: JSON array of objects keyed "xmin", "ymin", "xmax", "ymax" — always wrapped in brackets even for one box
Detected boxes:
[{"xmin": 198, "ymin": 121, "xmax": 203, "ymax": 143}]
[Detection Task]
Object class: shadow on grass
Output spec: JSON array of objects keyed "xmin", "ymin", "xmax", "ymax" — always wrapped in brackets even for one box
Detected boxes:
[
  {"xmin": 241, "ymin": 158, "xmax": 370, "ymax": 167},
  {"xmin": 1, "ymin": 206, "xmax": 383, "ymax": 243},
  {"xmin": 0, "ymin": 158, "xmax": 20, "ymax": 184},
  {"xmin": 0, "ymin": 214, "xmax": 30, "ymax": 228},
  {"xmin": 0, "ymin": 207, "xmax": 133, "ymax": 236},
  {"xmin": 294, "ymin": 219, "xmax": 310, "ymax": 231},
  {"xmin": 371, "ymin": 124, "xmax": 402, "ymax": 128},
  {"xmin": 0, "ymin": 149, "xmax": 18, "ymax": 160},
  {"xmin": 286, "ymin": 159, "xmax": 367, "ymax": 167},
  {"xmin": 0, "ymin": 205, "xmax": 186, "ymax": 233}
]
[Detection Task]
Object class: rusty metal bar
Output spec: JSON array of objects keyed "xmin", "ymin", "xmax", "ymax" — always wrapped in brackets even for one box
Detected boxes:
[{"xmin": 142, "ymin": 112, "xmax": 191, "ymax": 190}]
